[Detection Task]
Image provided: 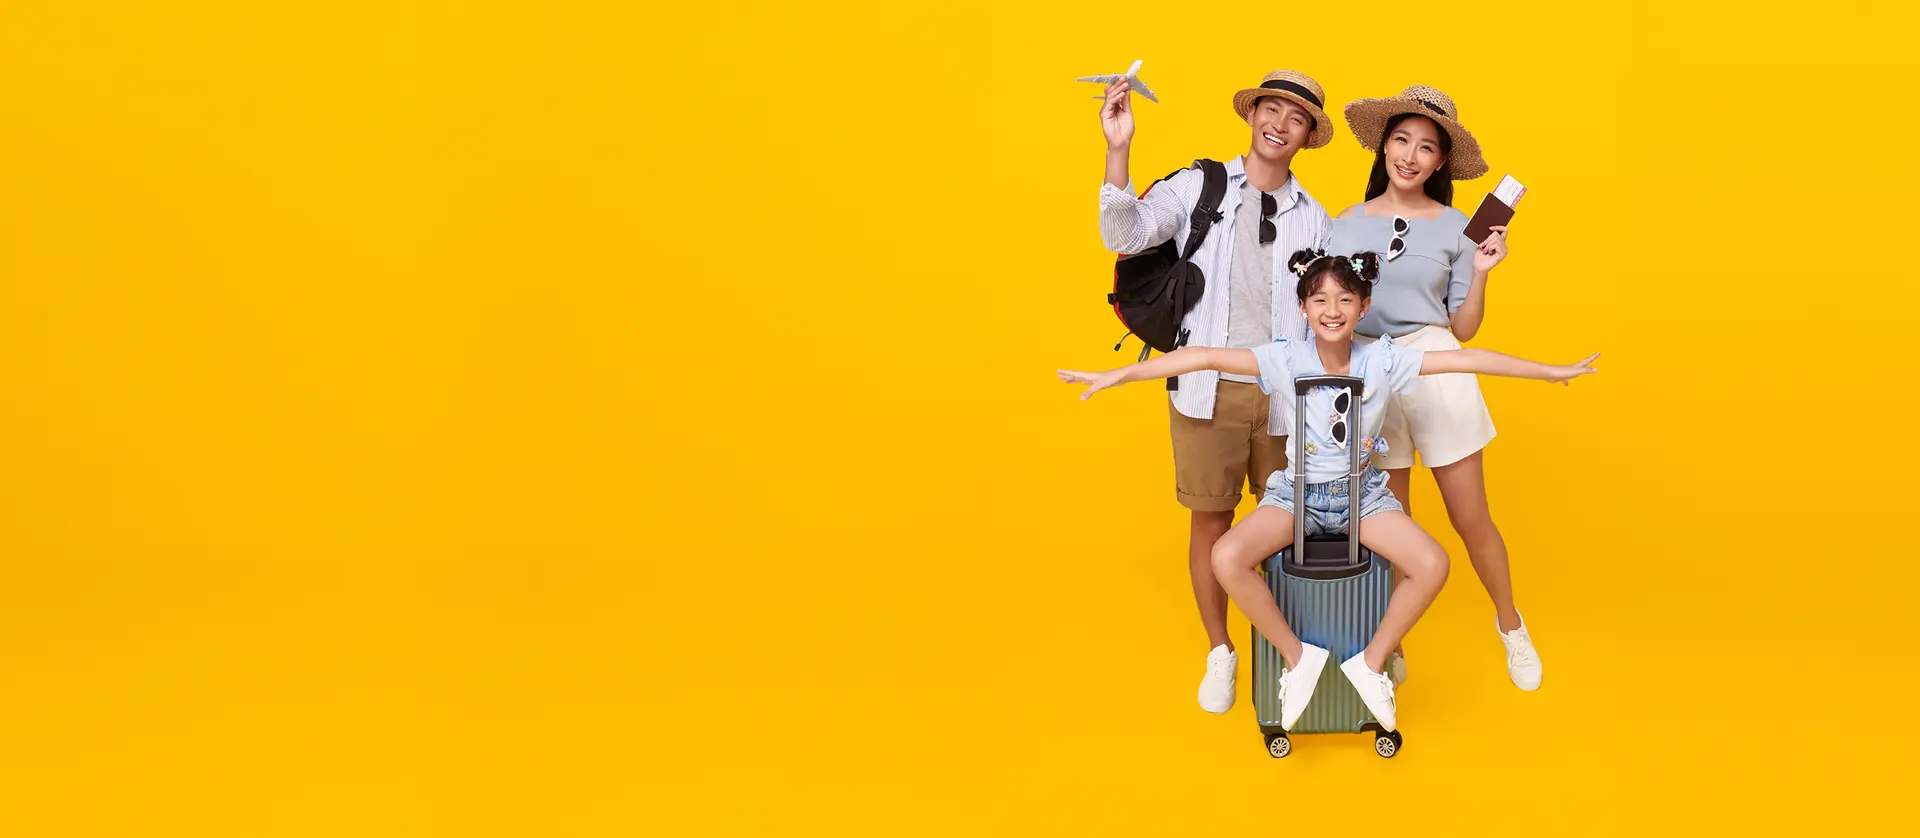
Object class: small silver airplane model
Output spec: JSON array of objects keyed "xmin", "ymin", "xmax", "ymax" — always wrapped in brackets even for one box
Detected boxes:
[{"xmin": 1077, "ymin": 60, "xmax": 1158, "ymax": 103}]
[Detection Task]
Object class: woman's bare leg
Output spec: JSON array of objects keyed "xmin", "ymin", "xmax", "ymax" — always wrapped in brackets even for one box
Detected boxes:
[{"xmin": 1431, "ymin": 451, "xmax": 1521, "ymax": 632}]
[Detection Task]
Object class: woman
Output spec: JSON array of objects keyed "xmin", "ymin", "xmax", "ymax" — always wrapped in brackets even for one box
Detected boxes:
[{"xmin": 1326, "ymin": 85, "xmax": 1542, "ymax": 691}]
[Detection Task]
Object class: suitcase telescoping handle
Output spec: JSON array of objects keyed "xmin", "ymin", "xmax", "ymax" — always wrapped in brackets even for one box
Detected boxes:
[{"xmin": 1290, "ymin": 375, "xmax": 1366, "ymax": 572}]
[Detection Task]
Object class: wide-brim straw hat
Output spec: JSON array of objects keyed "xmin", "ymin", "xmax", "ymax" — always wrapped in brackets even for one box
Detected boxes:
[
  {"xmin": 1342, "ymin": 85, "xmax": 1489, "ymax": 180},
  {"xmin": 1231, "ymin": 70, "xmax": 1334, "ymax": 150}
]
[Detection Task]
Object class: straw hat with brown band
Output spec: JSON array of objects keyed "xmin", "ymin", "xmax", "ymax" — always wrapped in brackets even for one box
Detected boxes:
[
  {"xmin": 1230, "ymin": 70, "xmax": 1335, "ymax": 150},
  {"xmin": 1342, "ymin": 85, "xmax": 1489, "ymax": 180}
]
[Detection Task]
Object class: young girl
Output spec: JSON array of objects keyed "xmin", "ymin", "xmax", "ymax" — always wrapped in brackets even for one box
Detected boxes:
[{"xmin": 1057, "ymin": 249, "xmax": 1596, "ymax": 731}]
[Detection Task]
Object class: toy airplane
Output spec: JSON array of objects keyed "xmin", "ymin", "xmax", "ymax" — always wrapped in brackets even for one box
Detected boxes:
[{"xmin": 1077, "ymin": 60, "xmax": 1158, "ymax": 103}]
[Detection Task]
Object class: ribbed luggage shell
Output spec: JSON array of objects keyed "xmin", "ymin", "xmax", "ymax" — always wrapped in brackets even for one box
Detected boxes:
[{"xmin": 1251, "ymin": 550, "xmax": 1392, "ymax": 734}]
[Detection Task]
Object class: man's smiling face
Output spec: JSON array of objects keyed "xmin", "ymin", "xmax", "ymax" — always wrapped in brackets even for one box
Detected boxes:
[{"xmin": 1248, "ymin": 97, "xmax": 1312, "ymax": 166}]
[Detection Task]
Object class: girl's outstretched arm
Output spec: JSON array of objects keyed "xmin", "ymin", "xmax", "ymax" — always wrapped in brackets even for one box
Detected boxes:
[
  {"xmin": 1057, "ymin": 346, "xmax": 1260, "ymax": 400},
  {"xmin": 1421, "ymin": 348, "xmax": 1599, "ymax": 385}
]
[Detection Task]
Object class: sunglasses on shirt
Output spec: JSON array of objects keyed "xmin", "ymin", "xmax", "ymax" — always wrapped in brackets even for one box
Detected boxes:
[
  {"xmin": 1329, "ymin": 388, "xmax": 1352, "ymax": 449},
  {"xmin": 1384, "ymin": 216, "xmax": 1409, "ymax": 261},
  {"xmin": 1259, "ymin": 193, "xmax": 1278, "ymax": 245}
]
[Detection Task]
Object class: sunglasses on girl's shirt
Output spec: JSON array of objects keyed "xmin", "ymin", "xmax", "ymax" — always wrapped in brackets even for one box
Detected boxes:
[{"xmin": 1329, "ymin": 388, "xmax": 1351, "ymax": 449}]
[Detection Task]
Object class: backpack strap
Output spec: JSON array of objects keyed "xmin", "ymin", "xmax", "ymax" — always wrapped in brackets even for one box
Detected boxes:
[
  {"xmin": 1163, "ymin": 160, "xmax": 1224, "ymax": 391},
  {"xmin": 1176, "ymin": 159, "xmax": 1229, "ymax": 263}
]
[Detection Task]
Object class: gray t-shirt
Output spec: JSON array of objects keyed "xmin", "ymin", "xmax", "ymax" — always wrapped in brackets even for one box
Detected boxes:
[
  {"xmin": 1327, "ymin": 207, "xmax": 1477, "ymax": 339},
  {"xmin": 1222, "ymin": 181, "xmax": 1282, "ymax": 382},
  {"xmin": 1250, "ymin": 335, "xmax": 1427, "ymax": 484}
]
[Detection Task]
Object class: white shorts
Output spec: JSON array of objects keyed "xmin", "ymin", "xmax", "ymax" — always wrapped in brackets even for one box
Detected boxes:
[{"xmin": 1356, "ymin": 325, "xmax": 1496, "ymax": 470}]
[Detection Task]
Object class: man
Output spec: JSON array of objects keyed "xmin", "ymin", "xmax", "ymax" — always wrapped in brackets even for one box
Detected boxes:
[{"xmin": 1097, "ymin": 69, "xmax": 1334, "ymax": 713}]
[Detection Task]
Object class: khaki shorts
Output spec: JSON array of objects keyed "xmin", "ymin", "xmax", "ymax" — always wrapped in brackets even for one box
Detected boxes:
[
  {"xmin": 1169, "ymin": 380, "xmax": 1288, "ymax": 512},
  {"xmin": 1357, "ymin": 325, "xmax": 1497, "ymax": 469}
]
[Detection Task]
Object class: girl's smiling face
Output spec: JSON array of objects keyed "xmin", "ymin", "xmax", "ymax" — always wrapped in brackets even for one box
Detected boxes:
[{"xmin": 1301, "ymin": 273, "xmax": 1370, "ymax": 342}]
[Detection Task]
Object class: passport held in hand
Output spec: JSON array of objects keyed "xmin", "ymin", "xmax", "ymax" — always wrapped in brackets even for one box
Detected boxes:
[{"xmin": 1464, "ymin": 175, "xmax": 1526, "ymax": 245}]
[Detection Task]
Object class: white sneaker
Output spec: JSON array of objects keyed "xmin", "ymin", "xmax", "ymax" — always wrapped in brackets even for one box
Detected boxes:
[
  {"xmin": 1197, "ymin": 645, "xmax": 1236, "ymax": 713},
  {"xmin": 1499, "ymin": 614, "xmax": 1543, "ymax": 691},
  {"xmin": 1277, "ymin": 644, "xmax": 1329, "ymax": 730},
  {"xmin": 1388, "ymin": 650, "xmax": 1408, "ymax": 687},
  {"xmin": 1340, "ymin": 653, "xmax": 1398, "ymax": 732}
]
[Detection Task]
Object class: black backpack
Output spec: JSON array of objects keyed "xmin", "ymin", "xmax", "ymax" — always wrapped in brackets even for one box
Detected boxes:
[{"xmin": 1106, "ymin": 159, "xmax": 1229, "ymax": 389}]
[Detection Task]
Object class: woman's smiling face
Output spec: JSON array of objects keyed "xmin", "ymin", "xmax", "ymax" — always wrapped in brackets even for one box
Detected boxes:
[{"xmin": 1382, "ymin": 115, "xmax": 1447, "ymax": 190}]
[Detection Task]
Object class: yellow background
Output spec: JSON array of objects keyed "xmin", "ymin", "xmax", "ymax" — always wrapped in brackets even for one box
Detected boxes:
[{"xmin": 0, "ymin": 1, "xmax": 1913, "ymax": 834}]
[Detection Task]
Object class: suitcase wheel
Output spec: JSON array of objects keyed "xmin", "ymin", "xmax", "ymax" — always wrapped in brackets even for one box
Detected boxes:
[
  {"xmin": 1264, "ymin": 733, "xmax": 1291, "ymax": 759},
  {"xmin": 1372, "ymin": 729, "xmax": 1403, "ymax": 759}
]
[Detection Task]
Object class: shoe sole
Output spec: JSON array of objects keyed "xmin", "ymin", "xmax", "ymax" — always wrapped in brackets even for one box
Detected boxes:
[
  {"xmin": 1198, "ymin": 690, "xmax": 1234, "ymax": 714},
  {"xmin": 1199, "ymin": 680, "xmax": 1235, "ymax": 713}
]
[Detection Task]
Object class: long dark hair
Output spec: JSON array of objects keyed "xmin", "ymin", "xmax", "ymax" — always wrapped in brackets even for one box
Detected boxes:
[{"xmin": 1363, "ymin": 113, "xmax": 1453, "ymax": 206}]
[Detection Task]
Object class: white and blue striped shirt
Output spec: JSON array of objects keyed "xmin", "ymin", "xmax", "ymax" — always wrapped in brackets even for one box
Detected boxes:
[{"xmin": 1098, "ymin": 155, "xmax": 1331, "ymax": 431}]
